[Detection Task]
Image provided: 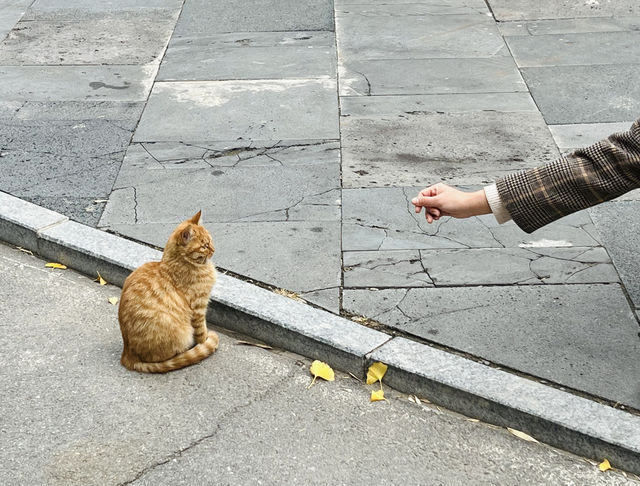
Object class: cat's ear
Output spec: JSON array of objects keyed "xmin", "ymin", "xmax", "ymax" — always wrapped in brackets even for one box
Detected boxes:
[
  {"xmin": 189, "ymin": 210, "xmax": 202, "ymax": 225},
  {"xmin": 181, "ymin": 227, "xmax": 192, "ymax": 245}
]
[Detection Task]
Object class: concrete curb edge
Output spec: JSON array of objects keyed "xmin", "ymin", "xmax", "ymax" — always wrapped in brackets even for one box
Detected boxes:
[{"xmin": 1, "ymin": 190, "xmax": 639, "ymax": 474}]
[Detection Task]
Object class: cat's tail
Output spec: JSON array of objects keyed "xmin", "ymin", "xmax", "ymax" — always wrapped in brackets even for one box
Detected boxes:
[{"xmin": 133, "ymin": 330, "xmax": 220, "ymax": 373}]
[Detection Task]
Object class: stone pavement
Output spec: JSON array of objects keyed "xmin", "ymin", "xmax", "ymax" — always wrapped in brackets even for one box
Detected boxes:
[
  {"xmin": 2, "ymin": 241, "xmax": 639, "ymax": 486},
  {"xmin": 1, "ymin": 0, "xmax": 639, "ymax": 423}
]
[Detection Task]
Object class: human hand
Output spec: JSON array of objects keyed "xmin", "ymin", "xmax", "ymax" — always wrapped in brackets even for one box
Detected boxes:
[{"xmin": 411, "ymin": 183, "xmax": 491, "ymax": 223}]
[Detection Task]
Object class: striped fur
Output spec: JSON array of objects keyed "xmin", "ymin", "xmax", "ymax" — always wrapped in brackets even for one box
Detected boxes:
[{"xmin": 118, "ymin": 211, "xmax": 219, "ymax": 373}]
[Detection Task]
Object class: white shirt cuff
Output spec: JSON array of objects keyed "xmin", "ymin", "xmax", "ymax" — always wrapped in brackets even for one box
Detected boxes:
[{"xmin": 484, "ymin": 184, "xmax": 511, "ymax": 224}]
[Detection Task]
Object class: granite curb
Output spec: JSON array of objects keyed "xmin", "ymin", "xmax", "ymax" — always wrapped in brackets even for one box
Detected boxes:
[{"xmin": 1, "ymin": 189, "xmax": 639, "ymax": 474}]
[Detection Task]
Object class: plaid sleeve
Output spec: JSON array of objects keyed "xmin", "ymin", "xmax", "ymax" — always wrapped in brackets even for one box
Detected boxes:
[{"xmin": 496, "ymin": 118, "xmax": 640, "ymax": 233}]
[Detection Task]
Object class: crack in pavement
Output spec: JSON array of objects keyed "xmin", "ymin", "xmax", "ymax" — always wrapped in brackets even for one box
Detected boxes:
[{"xmin": 118, "ymin": 367, "xmax": 299, "ymax": 486}]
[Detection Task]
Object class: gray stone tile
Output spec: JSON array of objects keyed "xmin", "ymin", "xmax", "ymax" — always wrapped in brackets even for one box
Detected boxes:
[
  {"xmin": 336, "ymin": 7, "xmax": 507, "ymax": 60},
  {"xmin": 342, "ymin": 187, "xmax": 505, "ymax": 250},
  {"xmin": 590, "ymin": 201, "xmax": 640, "ymax": 309},
  {"xmin": 522, "ymin": 64, "xmax": 640, "ymax": 124},
  {"xmin": 99, "ymin": 141, "xmax": 341, "ymax": 225},
  {"xmin": 336, "ymin": 0, "xmax": 488, "ymax": 9},
  {"xmin": 24, "ymin": 0, "xmax": 182, "ymax": 19},
  {"xmin": 487, "ymin": 0, "xmax": 640, "ymax": 21},
  {"xmin": 506, "ymin": 32, "xmax": 640, "ymax": 68},
  {"xmin": 498, "ymin": 17, "xmax": 640, "ymax": 36},
  {"xmin": 0, "ymin": 65, "xmax": 155, "ymax": 101},
  {"xmin": 105, "ymin": 221, "xmax": 342, "ymax": 297},
  {"xmin": 299, "ymin": 287, "xmax": 341, "ymax": 314},
  {"xmin": 0, "ymin": 13, "xmax": 177, "ymax": 65},
  {"xmin": 421, "ymin": 247, "xmax": 618, "ymax": 286},
  {"xmin": 339, "ymin": 57, "xmax": 526, "ymax": 96},
  {"xmin": 25, "ymin": 196, "xmax": 107, "ymax": 227},
  {"xmin": 341, "ymin": 111, "xmax": 559, "ymax": 187},
  {"xmin": 343, "ymin": 284, "xmax": 640, "ymax": 408},
  {"xmin": 13, "ymin": 100, "xmax": 144, "ymax": 124},
  {"xmin": 340, "ymin": 93, "xmax": 538, "ymax": 116},
  {"xmin": 343, "ymin": 250, "xmax": 434, "ymax": 288},
  {"xmin": 548, "ymin": 121, "xmax": 635, "ymax": 152},
  {"xmin": 0, "ymin": 7, "xmax": 25, "ymax": 42},
  {"xmin": 133, "ymin": 80, "xmax": 339, "ymax": 142},
  {"xmin": 174, "ymin": 0, "xmax": 334, "ymax": 35},
  {"xmin": 158, "ymin": 32, "xmax": 336, "ymax": 81}
]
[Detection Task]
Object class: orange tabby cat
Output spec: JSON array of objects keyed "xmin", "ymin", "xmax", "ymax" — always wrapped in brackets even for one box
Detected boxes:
[{"xmin": 118, "ymin": 210, "xmax": 219, "ymax": 373}]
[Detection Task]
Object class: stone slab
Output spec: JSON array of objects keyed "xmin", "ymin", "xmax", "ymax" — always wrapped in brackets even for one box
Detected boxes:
[
  {"xmin": 548, "ymin": 121, "xmax": 635, "ymax": 152},
  {"xmin": 158, "ymin": 31, "xmax": 336, "ymax": 81},
  {"xmin": 343, "ymin": 250, "xmax": 434, "ymax": 288},
  {"xmin": 0, "ymin": 190, "xmax": 67, "ymax": 250},
  {"xmin": 24, "ymin": 0, "xmax": 182, "ymax": 19},
  {"xmin": 13, "ymin": 100, "xmax": 144, "ymax": 122},
  {"xmin": 174, "ymin": 0, "xmax": 334, "ymax": 35},
  {"xmin": 339, "ymin": 57, "xmax": 526, "ymax": 96},
  {"xmin": 133, "ymin": 80, "xmax": 339, "ymax": 142},
  {"xmin": 505, "ymin": 32, "xmax": 640, "ymax": 68},
  {"xmin": 590, "ymin": 201, "xmax": 640, "ymax": 309},
  {"xmin": 0, "ymin": 65, "xmax": 156, "ymax": 101},
  {"xmin": 341, "ymin": 111, "xmax": 559, "ymax": 187},
  {"xmin": 345, "ymin": 284, "xmax": 640, "ymax": 409},
  {"xmin": 487, "ymin": 0, "xmax": 640, "ymax": 21},
  {"xmin": 522, "ymin": 64, "xmax": 640, "ymax": 124},
  {"xmin": 0, "ymin": 7, "xmax": 25, "ymax": 41},
  {"xmin": 342, "ymin": 188, "xmax": 601, "ymax": 251},
  {"xmin": 370, "ymin": 337, "xmax": 640, "ymax": 476},
  {"xmin": 100, "ymin": 141, "xmax": 341, "ymax": 224},
  {"xmin": 336, "ymin": 7, "xmax": 507, "ymax": 60},
  {"xmin": 498, "ymin": 17, "xmax": 640, "ymax": 36},
  {"xmin": 0, "ymin": 13, "xmax": 177, "ymax": 65},
  {"xmin": 340, "ymin": 92, "xmax": 538, "ymax": 116}
]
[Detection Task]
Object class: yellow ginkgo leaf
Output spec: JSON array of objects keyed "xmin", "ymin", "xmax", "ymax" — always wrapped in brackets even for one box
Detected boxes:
[
  {"xmin": 308, "ymin": 360, "xmax": 335, "ymax": 388},
  {"xmin": 370, "ymin": 389, "xmax": 386, "ymax": 402},
  {"xmin": 366, "ymin": 362, "xmax": 388, "ymax": 385},
  {"xmin": 598, "ymin": 459, "xmax": 611, "ymax": 472},
  {"xmin": 45, "ymin": 262, "xmax": 67, "ymax": 270},
  {"xmin": 507, "ymin": 428, "xmax": 539, "ymax": 443},
  {"xmin": 108, "ymin": 297, "xmax": 118, "ymax": 305},
  {"xmin": 95, "ymin": 272, "xmax": 107, "ymax": 286}
]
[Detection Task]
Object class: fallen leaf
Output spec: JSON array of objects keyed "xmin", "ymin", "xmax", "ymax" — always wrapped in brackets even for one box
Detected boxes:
[
  {"xmin": 16, "ymin": 247, "xmax": 33, "ymax": 255},
  {"xmin": 467, "ymin": 418, "xmax": 480, "ymax": 423},
  {"xmin": 236, "ymin": 340, "xmax": 273, "ymax": 350},
  {"xmin": 370, "ymin": 389, "xmax": 386, "ymax": 402},
  {"xmin": 507, "ymin": 428, "xmax": 539, "ymax": 443},
  {"xmin": 95, "ymin": 272, "xmax": 107, "ymax": 286},
  {"xmin": 108, "ymin": 297, "xmax": 118, "ymax": 305},
  {"xmin": 598, "ymin": 459, "xmax": 611, "ymax": 472},
  {"xmin": 366, "ymin": 362, "xmax": 388, "ymax": 385},
  {"xmin": 45, "ymin": 262, "xmax": 67, "ymax": 270},
  {"xmin": 308, "ymin": 360, "xmax": 335, "ymax": 388}
]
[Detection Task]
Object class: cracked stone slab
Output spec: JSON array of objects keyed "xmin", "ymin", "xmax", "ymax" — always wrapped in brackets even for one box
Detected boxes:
[
  {"xmin": 522, "ymin": 64, "xmax": 640, "ymax": 124},
  {"xmin": 498, "ymin": 17, "xmax": 640, "ymax": 36},
  {"xmin": 505, "ymin": 32, "xmax": 640, "ymax": 68},
  {"xmin": 11, "ymin": 100, "xmax": 144, "ymax": 123},
  {"xmin": 344, "ymin": 283, "xmax": 640, "ymax": 409},
  {"xmin": 0, "ymin": 5, "xmax": 26, "ymax": 42},
  {"xmin": 421, "ymin": 247, "xmax": 618, "ymax": 286},
  {"xmin": 133, "ymin": 80, "xmax": 339, "ymax": 142},
  {"xmin": 0, "ymin": 12, "xmax": 178, "ymax": 65},
  {"xmin": 342, "ymin": 188, "xmax": 602, "ymax": 251},
  {"xmin": 103, "ymin": 221, "xmax": 342, "ymax": 311},
  {"xmin": 341, "ymin": 111, "xmax": 559, "ymax": 188},
  {"xmin": 487, "ymin": 0, "xmax": 640, "ymax": 21},
  {"xmin": 99, "ymin": 141, "xmax": 341, "ymax": 225},
  {"xmin": 590, "ymin": 201, "xmax": 640, "ymax": 309},
  {"xmin": 336, "ymin": 7, "xmax": 507, "ymax": 60},
  {"xmin": 174, "ymin": 0, "xmax": 334, "ymax": 35},
  {"xmin": 343, "ymin": 250, "xmax": 434, "ymax": 288},
  {"xmin": 0, "ymin": 65, "xmax": 156, "ymax": 101},
  {"xmin": 340, "ymin": 93, "xmax": 538, "ymax": 117},
  {"xmin": 158, "ymin": 31, "xmax": 336, "ymax": 81},
  {"xmin": 339, "ymin": 57, "xmax": 526, "ymax": 96}
]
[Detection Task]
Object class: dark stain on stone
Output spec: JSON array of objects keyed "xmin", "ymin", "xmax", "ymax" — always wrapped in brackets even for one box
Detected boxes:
[
  {"xmin": 89, "ymin": 81, "xmax": 131, "ymax": 90},
  {"xmin": 211, "ymin": 170, "xmax": 224, "ymax": 176},
  {"xmin": 354, "ymin": 170, "xmax": 368, "ymax": 175},
  {"xmin": 310, "ymin": 227, "xmax": 323, "ymax": 233},
  {"xmin": 427, "ymin": 329, "xmax": 439, "ymax": 336},
  {"xmin": 398, "ymin": 153, "xmax": 426, "ymax": 163}
]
